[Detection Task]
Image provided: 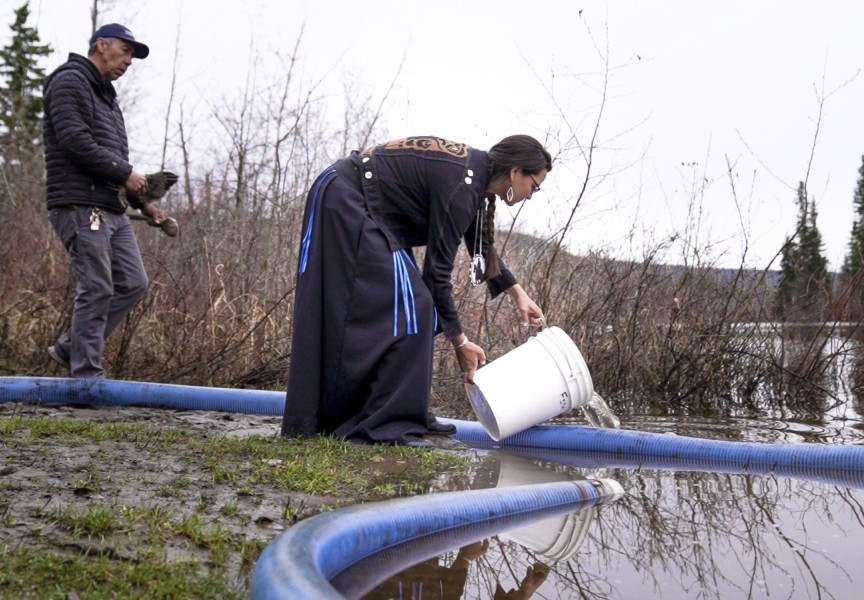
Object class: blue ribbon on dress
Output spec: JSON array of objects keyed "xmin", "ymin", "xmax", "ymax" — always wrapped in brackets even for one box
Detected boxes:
[
  {"xmin": 393, "ymin": 249, "xmax": 420, "ymax": 336},
  {"xmin": 298, "ymin": 166, "xmax": 337, "ymax": 275}
]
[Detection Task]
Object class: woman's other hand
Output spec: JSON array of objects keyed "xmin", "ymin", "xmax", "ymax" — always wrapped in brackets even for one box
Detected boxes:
[
  {"xmin": 506, "ymin": 284, "xmax": 545, "ymax": 327},
  {"xmin": 452, "ymin": 335, "xmax": 486, "ymax": 382}
]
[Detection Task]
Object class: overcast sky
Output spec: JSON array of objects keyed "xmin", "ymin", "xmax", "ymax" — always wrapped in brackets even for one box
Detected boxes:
[{"xmin": 8, "ymin": 0, "xmax": 864, "ymax": 270}]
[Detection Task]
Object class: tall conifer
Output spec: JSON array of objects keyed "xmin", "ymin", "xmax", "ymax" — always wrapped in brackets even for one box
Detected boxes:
[
  {"xmin": 0, "ymin": 2, "xmax": 51, "ymax": 158},
  {"xmin": 775, "ymin": 182, "xmax": 830, "ymax": 319},
  {"xmin": 842, "ymin": 156, "xmax": 864, "ymax": 277}
]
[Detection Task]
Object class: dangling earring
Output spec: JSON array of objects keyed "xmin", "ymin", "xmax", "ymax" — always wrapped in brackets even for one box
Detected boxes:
[{"xmin": 505, "ymin": 186, "xmax": 514, "ymax": 204}]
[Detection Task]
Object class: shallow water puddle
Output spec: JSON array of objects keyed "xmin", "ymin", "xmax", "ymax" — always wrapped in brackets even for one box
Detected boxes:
[{"xmin": 347, "ymin": 418, "xmax": 864, "ymax": 600}]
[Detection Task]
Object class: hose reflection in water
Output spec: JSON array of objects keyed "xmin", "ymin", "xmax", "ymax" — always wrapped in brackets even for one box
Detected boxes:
[{"xmin": 340, "ymin": 451, "xmax": 606, "ymax": 599}]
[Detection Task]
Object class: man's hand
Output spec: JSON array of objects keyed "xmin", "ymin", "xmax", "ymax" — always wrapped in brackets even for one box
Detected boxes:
[
  {"xmin": 139, "ymin": 201, "xmax": 165, "ymax": 226},
  {"xmin": 124, "ymin": 171, "xmax": 148, "ymax": 196}
]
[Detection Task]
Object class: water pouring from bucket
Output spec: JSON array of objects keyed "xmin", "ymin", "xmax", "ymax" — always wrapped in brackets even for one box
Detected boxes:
[{"xmin": 465, "ymin": 326, "xmax": 597, "ymax": 441}]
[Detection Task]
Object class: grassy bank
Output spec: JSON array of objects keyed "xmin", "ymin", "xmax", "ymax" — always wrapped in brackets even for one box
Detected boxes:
[{"xmin": 0, "ymin": 403, "xmax": 471, "ymax": 598}]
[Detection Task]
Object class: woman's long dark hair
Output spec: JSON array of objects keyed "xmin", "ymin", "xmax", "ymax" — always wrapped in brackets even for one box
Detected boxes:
[
  {"xmin": 487, "ymin": 134, "xmax": 553, "ymax": 180},
  {"xmin": 479, "ymin": 135, "xmax": 553, "ymax": 282}
]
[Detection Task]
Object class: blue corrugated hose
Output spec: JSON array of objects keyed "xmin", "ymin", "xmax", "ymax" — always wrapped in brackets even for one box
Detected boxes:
[
  {"xmin": 251, "ymin": 478, "xmax": 623, "ymax": 599},
  {"xmin": 0, "ymin": 376, "xmax": 283, "ymax": 415},
  {"xmin": 443, "ymin": 418, "xmax": 864, "ymax": 488}
]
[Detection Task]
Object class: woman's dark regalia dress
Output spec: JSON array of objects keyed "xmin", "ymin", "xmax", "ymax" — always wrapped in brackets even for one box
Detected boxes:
[{"xmin": 281, "ymin": 137, "xmax": 516, "ymax": 445}]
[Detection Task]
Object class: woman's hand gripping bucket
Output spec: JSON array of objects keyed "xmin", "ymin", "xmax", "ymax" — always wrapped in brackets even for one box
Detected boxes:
[{"xmin": 464, "ymin": 326, "xmax": 594, "ymax": 441}]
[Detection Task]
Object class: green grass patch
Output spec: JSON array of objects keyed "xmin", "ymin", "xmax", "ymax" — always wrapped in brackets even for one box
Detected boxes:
[
  {"xmin": 55, "ymin": 503, "xmax": 121, "ymax": 538},
  {"xmin": 0, "ymin": 547, "xmax": 242, "ymax": 599},
  {"xmin": 3, "ymin": 417, "xmax": 466, "ymax": 498}
]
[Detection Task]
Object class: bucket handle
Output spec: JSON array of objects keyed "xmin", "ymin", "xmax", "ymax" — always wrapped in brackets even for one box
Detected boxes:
[
  {"xmin": 537, "ymin": 326, "xmax": 580, "ymax": 378},
  {"xmin": 522, "ymin": 317, "xmax": 548, "ymax": 342}
]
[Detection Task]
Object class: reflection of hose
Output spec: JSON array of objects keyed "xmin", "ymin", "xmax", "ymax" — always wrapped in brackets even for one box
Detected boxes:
[{"xmin": 250, "ymin": 479, "xmax": 624, "ymax": 600}]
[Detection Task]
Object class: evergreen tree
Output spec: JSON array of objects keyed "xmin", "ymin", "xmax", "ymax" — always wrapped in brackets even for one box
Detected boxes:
[
  {"xmin": 776, "ymin": 234, "xmax": 799, "ymax": 311},
  {"xmin": 775, "ymin": 182, "xmax": 830, "ymax": 319},
  {"xmin": 842, "ymin": 155, "xmax": 864, "ymax": 278},
  {"xmin": 0, "ymin": 2, "xmax": 52, "ymax": 159},
  {"xmin": 799, "ymin": 192, "xmax": 830, "ymax": 290}
]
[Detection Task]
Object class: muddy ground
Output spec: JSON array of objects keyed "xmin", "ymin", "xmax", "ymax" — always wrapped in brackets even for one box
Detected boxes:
[{"xmin": 0, "ymin": 401, "xmax": 472, "ymax": 596}]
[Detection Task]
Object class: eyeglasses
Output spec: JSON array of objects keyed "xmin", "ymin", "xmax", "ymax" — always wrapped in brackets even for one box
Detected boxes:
[{"xmin": 528, "ymin": 173, "xmax": 541, "ymax": 193}]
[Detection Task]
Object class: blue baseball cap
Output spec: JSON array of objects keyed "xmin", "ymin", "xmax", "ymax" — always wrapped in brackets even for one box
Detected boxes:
[{"xmin": 89, "ymin": 23, "xmax": 149, "ymax": 59}]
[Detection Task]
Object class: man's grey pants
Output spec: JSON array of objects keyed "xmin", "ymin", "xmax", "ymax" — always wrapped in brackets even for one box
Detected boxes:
[{"xmin": 49, "ymin": 206, "xmax": 149, "ymax": 378}]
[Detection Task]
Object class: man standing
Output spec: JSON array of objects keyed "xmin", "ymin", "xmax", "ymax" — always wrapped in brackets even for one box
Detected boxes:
[{"xmin": 43, "ymin": 23, "xmax": 163, "ymax": 378}]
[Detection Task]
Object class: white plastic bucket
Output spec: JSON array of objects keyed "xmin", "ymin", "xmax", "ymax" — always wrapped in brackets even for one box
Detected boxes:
[{"xmin": 466, "ymin": 326, "xmax": 593, "ymax": 441}]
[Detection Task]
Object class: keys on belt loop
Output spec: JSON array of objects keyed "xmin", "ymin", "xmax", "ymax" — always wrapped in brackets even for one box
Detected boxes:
[{"xmin": 89, "ymin": 207, "xmax": 103, "ymax": 231}]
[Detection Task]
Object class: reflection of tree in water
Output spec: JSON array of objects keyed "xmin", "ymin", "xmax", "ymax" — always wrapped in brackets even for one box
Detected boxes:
[{"xmin": 573, "ymin": 469, "xmax": 854, "ymax": 599}]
